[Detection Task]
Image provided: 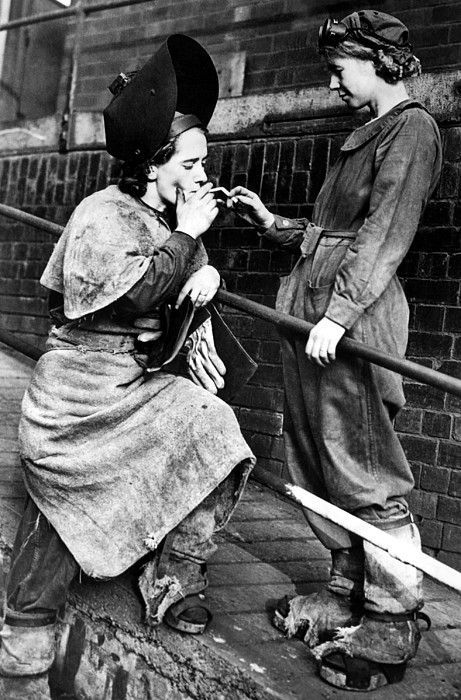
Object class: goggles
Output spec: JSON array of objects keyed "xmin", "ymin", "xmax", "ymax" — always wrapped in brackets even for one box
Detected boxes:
[{"xmin": 318, "ymin": 13, "xmax": 408, "ymax": 52}]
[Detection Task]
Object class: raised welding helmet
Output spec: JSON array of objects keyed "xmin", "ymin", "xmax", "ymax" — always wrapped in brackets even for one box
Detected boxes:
[
  {"xmin": 103, "ymin": 34, "xmax": 219, "ymax": 163},
  {"xmin": 318, "ymin": 10, "xmax": 412, "ymax": 52}
]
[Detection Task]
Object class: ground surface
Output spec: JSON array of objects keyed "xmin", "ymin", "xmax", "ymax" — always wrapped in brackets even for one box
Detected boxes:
[{"xmin": 0, "ymin": 342, "xmax": 460, "ymax": 699}]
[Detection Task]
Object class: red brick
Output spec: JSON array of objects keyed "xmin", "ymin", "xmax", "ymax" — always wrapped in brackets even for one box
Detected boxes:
[
  {"xmin": 448, "ymin": 253, "xmax": 461, "ymax": 279},
  {"xmin": 420, "ymin": 465, "xmax": 451, "ymax": 493},
  {"xmin": 438, "ymin": 441, "xmax": 461, "ymax": 469},
  {"xmin": 243, "ymin": 431, "xmax": 273, "ymax": 459},
  {"xmin": 422, "ymin": 411, "xmax": 452, "ymax": 439},
  {"xmin": 413, "ymin": 305, "xmax": 445, "ymax": 332},
  {"xmin": 420, "ymin": 519, "xmax": 443, "ymax": 549},
  {"xmin": 237, "ymin": 385, "xmax": 284, "ymax": 412},
  {"xmin": 421, "ymin": 201, "xmax": 452, "ymax": 226},
  {"xmin": 445, "ymin": 307, "xmax": 461, "ymax": 332},
  {"xmin": 437, "ymin": 495, "xmax": 461, "ymax": 525},
  {"xmin": 449, "ymin": 471, "xmax": 461, "ymax": 497},
  {"xmin": 453, "ymin": 417, "xmax": 461, "ymax": 442},
  {"xmin": 395, "ymin": 407, "xmax": 423, "ymax": 434},
  {"xmin": 406, "ymin": 280, "xmax": 458, "ymax": 305},
  {"xmin": 443, "ymin": 126, "xmax": 461, "ymax": 163},
  {"xmin": 399, "ymin": 434, "xmax": 438, "ymax": 465},
  {"xmin": 408, "ymin": 489, "xmax": 438, "ymax": 519},
  {"xmin": 239, "ymin": 408, "xmax": 283, "ymax": 435},
  {"xmin": 442, "ymin": 523, "xmax": 461, "ymax": 553}
]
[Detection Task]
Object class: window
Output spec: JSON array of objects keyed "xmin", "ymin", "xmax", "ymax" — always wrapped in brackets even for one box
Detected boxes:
[{"xmin": 0, "ymin": 0, "xmax": 70, "ymax": 124}]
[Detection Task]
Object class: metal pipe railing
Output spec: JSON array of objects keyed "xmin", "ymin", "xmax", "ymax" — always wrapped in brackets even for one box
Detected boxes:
[
  {"xmin": 216, "ymin": 290, "xmax": 461, "ymax": 398},
  {"xmin": 0, "ymin": 0, "xmax": 153, "ymax": 32},
  {"xmin": 1, "ymin": 201, "xmax": 461, "ymax": 398}
]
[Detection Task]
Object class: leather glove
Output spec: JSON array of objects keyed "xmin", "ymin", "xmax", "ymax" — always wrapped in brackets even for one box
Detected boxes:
[{"xmin": 185, "ymin": 318, "xmax": 226, "ymax": 394}]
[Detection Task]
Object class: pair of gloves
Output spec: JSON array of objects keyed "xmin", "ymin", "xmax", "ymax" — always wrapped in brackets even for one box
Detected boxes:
[{"xmin": 185, "ymin": 317, "xmax": 226, "ymax": 394}]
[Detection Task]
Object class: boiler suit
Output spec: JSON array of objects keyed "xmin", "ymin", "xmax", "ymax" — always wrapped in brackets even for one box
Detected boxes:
[
  {"xmin": 263, "ymin": 100, "xmax": 441, "ymax": 548},
  {"xmin": 263, "ymin": 102, "xmax": 442, "ymax": 670}
]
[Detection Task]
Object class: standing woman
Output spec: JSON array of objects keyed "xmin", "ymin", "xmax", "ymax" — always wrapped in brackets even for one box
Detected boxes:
[
  {"xmin": 0, "ymin": 35, "xmax": 255, "ymax": 677},
  {"xmin": 229, "ymin": 11, "xmax": 441, "ymax": 692}
]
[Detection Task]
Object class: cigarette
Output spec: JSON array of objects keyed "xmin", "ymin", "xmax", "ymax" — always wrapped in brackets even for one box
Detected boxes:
[{"xmin": 209, "ymin": 186, "xmax": 231, "ymax": 197}]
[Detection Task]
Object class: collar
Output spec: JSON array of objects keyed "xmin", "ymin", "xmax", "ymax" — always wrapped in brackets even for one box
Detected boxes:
[
  {"xmin": 341, "ymin": 99, "xmax": 425, "ymax": 152},
  {"xmin": 137, "ymin": 196, "xmax": 171, "ymax": 229}
]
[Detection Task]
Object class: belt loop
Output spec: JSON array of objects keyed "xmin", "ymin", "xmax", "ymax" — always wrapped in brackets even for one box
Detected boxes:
[{"xmin": 300, "ymin": 222, "xmax": 324, "ymax": 258}]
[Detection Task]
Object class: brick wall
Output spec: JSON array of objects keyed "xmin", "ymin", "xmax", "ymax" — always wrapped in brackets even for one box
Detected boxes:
[
  {"xmin": 0, "ymin": 120, "xmax": 460, "ymax": 567},
  {"xmin": 69, "ymin": 0, "xmax": 461, "ymax": 110}
]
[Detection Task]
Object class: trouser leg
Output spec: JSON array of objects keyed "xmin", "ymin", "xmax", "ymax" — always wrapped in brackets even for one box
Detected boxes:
[
  {"xmin": 280, "ymin": 332, "xmax": 356, "ymax": 550},
  {"xmin": 139, "ymin": 465, "xmax": 247, "ymax": 625},
  {"xmin": 1, "ymin": 497, "xmax": 78, "ymax": 677},
  {"xmin": 6, "ymin": 496, "xmax": 79, "ymax": 621}
]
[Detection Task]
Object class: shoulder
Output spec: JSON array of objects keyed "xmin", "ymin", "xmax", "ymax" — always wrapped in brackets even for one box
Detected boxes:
[
  {"xmin": 74, "ymin": 185, "xmax": 135, "ymax": 216},
  {"xmin": 385, "ymin": 104, "xmax": 440, "ymax": 142}
]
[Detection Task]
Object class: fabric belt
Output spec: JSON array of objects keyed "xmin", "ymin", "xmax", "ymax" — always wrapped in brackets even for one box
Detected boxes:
[
  {"xmin": 300, "ymin": 223, "xmax": 356, "ymax": 257},
  {"xmin": 321, "ymin": 230, "xmax": 357, "ymax": 238}
]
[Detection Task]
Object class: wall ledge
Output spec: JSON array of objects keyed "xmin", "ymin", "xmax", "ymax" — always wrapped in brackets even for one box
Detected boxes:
[{"xmin": 0, "ymin": 68, "xmax": 459, "ymax": 156}]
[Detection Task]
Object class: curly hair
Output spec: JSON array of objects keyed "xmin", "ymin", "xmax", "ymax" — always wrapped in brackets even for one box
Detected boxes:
[
  {"xmin": 118, "ymin": 139, "xmax": 177, "ymax": 199},
  {"xmin": 323, "ymin": 40, "xmax": 421, "ymax": 84}
]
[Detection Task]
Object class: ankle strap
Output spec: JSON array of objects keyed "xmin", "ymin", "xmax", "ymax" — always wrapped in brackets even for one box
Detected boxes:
[
  {"xmin": 4, "ymin": 608, "xmax": 56, "ymax": 627},
  {"xmin": 366, "ymin": 610, "xmax": 431, "ymax": 630}
]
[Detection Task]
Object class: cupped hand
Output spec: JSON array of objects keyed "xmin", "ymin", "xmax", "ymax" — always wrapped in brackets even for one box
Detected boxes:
[
  {"xmin": 176, "ymin": 182, "xmax": 219, "ymax": 239},
  {"xmin": 228, "ymin": 186, "xmax": 275, "ymax": 229},
  {"xmin": 305, "ymin": 317, "xmax": 346, "ymax": 366},
  {"xmin": 176, "ymin": 265, "xmax": 221, "ymax": 309}
]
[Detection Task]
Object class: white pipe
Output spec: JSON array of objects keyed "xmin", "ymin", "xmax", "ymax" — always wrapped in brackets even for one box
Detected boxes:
[{"xmin": 283, "ymin": 481, "xmax": 461, "ymax": 593}]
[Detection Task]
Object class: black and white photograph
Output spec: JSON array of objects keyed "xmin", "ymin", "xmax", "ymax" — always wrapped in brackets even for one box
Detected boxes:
[{"xmin": 0, "ymin": 0, "xmax": 460, "ymax": 697}]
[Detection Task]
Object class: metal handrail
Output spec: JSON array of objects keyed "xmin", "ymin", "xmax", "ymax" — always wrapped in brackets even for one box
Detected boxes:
[
  {"xmin": 1, "ymin": 201, "xmax": 461, "ymax": 397},
  {"xmin": 0, "ymin": 0, "xmax": 153, "ymax": 32}
]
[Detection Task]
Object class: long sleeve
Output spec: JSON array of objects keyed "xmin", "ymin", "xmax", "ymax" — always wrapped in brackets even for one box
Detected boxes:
[
  {"xmin": 114, "ymin": 231, "xmax": 198, "ymax": 316},
  {"xmin": 260, "ymin": 214, "xmax": 309, "ymax": 250},
  {"xmin": 325, "ymin": 110, "xmax": 441, "ymax": 329}
]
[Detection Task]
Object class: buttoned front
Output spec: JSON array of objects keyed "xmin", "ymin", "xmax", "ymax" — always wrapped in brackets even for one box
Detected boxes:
[{"xmin": 263, "ymin": 100, "xmax": 442, "ymax": 546}]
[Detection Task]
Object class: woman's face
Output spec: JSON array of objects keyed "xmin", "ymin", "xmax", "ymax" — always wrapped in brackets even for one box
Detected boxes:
[
  {"xmin": 327, "ymin": 56, "xmax": 379, "ymax": 110},
  {"xmin": 153, "ymin": 128, "xmax": 208, "ymax": 207}
]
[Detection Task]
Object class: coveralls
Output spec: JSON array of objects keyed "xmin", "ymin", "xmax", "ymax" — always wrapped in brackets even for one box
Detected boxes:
[{"xmin": 264, "ymin": 100, "xmax": 441, "ymax": 549}]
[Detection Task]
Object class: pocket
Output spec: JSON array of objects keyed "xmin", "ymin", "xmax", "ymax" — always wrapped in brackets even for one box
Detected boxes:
[
  {"xmin": 275, "ymin": 257, "xmax": 307, "ymax": 315},
  {"xmin": 303, "ymin": 237, "xmax": 352, "ymax": 323},
  {"xmin": 308, "ymin": 237, "xmax": 351, "ymax": 289}
]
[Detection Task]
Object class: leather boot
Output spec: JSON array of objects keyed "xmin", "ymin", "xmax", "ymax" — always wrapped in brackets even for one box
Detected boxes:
[
  {"xmin": 272, "ymin": 545, "xmax": 364, "ymax": 647},
  {"xmin": 139, "ymin": 537, "xmax": 210, "ymax": 632},
  {"xmin": 314, "ymin": 517, "xmax": 427, "ymax": 691}
]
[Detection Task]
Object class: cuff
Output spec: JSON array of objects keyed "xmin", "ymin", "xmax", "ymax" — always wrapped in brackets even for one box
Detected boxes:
[
  {"xmin": 260, "ymin": 214, "xmax": 306, "ymax": 242},
  {"xmin": 169, "ymin": 230, "xmax": 198, "ymax": 254},
  {"xmin": 325, "ymin": 292, "xmax": 363, "ymax": 330}
]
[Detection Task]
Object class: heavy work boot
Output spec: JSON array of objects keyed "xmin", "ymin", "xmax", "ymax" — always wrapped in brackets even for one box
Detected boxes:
[
  {"xmin": 272, "ymin": 546, "xmax": 364, "ymax": 647},
  {"xmin": 313, "ymin": 517, "xmax": 428, "ymax": 691},
  {"xmin": 0, "ymin": 610, "xmax": 56, "ymax": 677},
  {"xmin": 139, "ymin": 536, "xmax": 211, "ymax": 634}
]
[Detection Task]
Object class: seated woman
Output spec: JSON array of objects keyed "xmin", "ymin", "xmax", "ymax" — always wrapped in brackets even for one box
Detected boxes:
[{"xmin": 0, "ymin": 34, "xmax": 255, "ymax": 677}]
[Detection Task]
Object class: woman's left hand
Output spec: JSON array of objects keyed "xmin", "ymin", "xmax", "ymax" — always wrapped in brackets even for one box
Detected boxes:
[
  {"xmin": 305, "ymin": 317, "xmax": 346, "ymax": 366},
  {"xmin": 176, "ymin": 265, "xmax": 221, "ymax": 309}
]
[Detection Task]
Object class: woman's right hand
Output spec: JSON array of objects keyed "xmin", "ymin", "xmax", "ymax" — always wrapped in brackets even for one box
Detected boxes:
[
  {"xmin": 228, "ymin": 186, "xmax": 275, "ymax": 229},
  {"xmin": 175, "ymin": 182, "xmax": 218, "ymax": 239}
]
